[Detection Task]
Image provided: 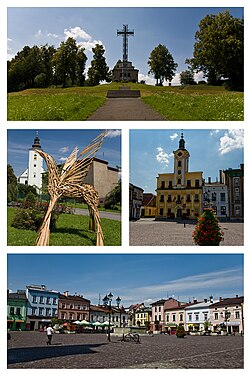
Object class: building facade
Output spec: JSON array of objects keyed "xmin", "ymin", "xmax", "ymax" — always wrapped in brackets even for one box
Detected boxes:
[
  {"xmin": 90, "ymin": 305, "xmax": 128, "ymax": 327},
  {"xmin": 83, "ymin": 158, "xmax": 119, "ymax": 203},
  {"xmin": 221, "ymin": 165, "xmax": 244, "ymax": 220},
  {"xmin": 129, "ymin": 183, "xmax": 144, "ymax": 220},
  {"xmin": 184, "ymin": 298, "xmax": 217, "ymax": 332},
  {"xmin": 112, "ymin": 60, "xmax": 139, "ymax": 82},
  {"xmin": 141, "ymin": 193, "xmax": 156, "ymax": 218},
  {"xmin": 58, "ymin": 291, "xmax": 90, "ymax": 322},
  {"xmin": 18, "ymin": 133, "xmax": 45, "ymax": 194},
  {"xmin": 135, "ymin": 305, "xmax": 152, "ymax": 328},
  {"xmin": 209, "ymin": 296, "xmax": 244, "ymax": 334},
  {"xmin": 156, "ymin": 134, "xmax": 203, "ymax": 220},
  {"xmin": 203, "ymin": 178, "xmax": 229, "ymax": 219},
  {"xmin": 151, "ymin": 297, "xmax": 183, "ymax": 332},
  {"xmin": 7, "ymin": 290, "xmax": 27, "ymax": 331},
  {"xmin": 26, "ymin": 284, "xmax": 59, "ymax": 330}
]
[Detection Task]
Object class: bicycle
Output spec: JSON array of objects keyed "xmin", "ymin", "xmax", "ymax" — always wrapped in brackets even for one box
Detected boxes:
[{"xmin": 122, "ymin": 332, "xmax": 141, "ymax": 343}]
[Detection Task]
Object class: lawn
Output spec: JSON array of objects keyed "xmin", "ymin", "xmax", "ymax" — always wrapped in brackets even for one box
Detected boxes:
[
  {"xmin": 7, "ymin": 207, "xmax": 121, "ymax": 246},
  {"xmin": 7, "ymin": 83, "xmax": 244, "ymax": 121}
]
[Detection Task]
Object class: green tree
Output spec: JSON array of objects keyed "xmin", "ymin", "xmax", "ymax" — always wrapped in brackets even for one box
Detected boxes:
[
  {"xmin": 186, "ymin": 11, "xmax": 244, "ymax": 90},
  {"xmin": 87, "ymin": 44, "xmax": 110, "ymax": 86},
  {"xmin": 104, "ymin": 181, "xmax": 121, "ymax": 210},
  {"xmin": 17, "ymin": 184, "xmax": 37, "ymax": 199},
  {"xmin": 7, "ymin": 164, "xmax": 17, "ymax": 202},
  {"xmin": 148, "ymin": 44, "xmax": 178, "ymax": 86},
  {"xmin": 179, "ymin": 70, "xmax": 196, "ymax": 85}
]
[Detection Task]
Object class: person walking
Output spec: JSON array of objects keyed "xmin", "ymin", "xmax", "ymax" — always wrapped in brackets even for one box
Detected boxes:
[{"xmin": 46, "ymin": 325, "xmax": 54, "ymax": 345}]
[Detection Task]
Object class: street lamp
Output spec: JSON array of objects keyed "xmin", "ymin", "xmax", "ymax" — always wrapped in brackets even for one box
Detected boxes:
[
  {"xmin": 103, "ymin": 293, "xmax": 113, "ymax": 342},
  {"xmin": 116, "ymin": 296, "xmax": 121, "ymax": 327},
  {"xmin": 224, "ymin": 310, "xmax": 231, "ymax": 334}
]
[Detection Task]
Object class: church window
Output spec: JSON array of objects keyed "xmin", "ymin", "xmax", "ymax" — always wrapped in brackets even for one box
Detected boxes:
[
  {"xmin": 161, "ymin": 181, "xmax": 165, "ymax": 188},
  {"xmin": 34, "ymin": 173, "xmax": 36, "ymax": 178},
  {"xmin": 167, "ymin": 195, "xmax": 171, "ymax": 202},
  {"xmin": 187, "ymin": 180, "xmax": 191, "ymax": 187},
  {"xmin": 186, "ymin": 194, "xmax": 191, "ymax": 202},
  {"xmin": 178, "ymin": 160, "xmax": 181, "ymax": 167},
  {"xmin": 178, "ymin": 178, "xmax": 181, "ymax": 184},
  {"xmin": 195, "ymin": 179, "xmax": 200, "ymax": 187},
  {"xmin": 178, "ymin": 152, "xmax": 182, "ymax": 156},
  {"xmin": 34, "ymin": 164, "xmax": 36, "ymax": 168},
  {"xmin": 178, "ymin": 170, "xmax": 181, "ymax": 175},
  {"xmin": 34, "ymin": 154, "xmax": 37, "ymax": 160},
  {"xmin": 160, "ymin": 195, "xmax": 164, "ymax": 202},
  {"xmin": 168, "ymin": 181, "xmax": 173, "ymax": 188}
]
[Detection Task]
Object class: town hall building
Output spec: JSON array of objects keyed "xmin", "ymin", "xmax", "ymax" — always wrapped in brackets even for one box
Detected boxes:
[{"xmin": 155, "ymin": 133, "xmax": 203, "ymax": 220}]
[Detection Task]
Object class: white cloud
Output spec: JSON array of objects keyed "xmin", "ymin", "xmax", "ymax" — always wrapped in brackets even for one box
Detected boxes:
[
  {"xmin": 210, "ymin": 130, "xmax": 220, "ymax": 136},
  {"xmin": 64, "ymin": 27, "xmax": 103, "ymax": 52},
  {"xmin": 59, "ymin": 157, "xmax": 68, "ymax": 162},
  {"xmin": 156, "ymin": 147, "xmax": 172, "ymax": 166},
  {"xmin": 105, "ymin": 130, "xmax": 121, "ymax": 138},
  {"xmin": 47, "ymin": 32, "xmax": 60, "ymax": 39},
  {"xmin": 64, "ymin": 26, "xmax": 92, "ymax": 41},
  {"xmin": 170, "ymin": 133, "xmax": 178, "ymax": 141},
  {"xmin": 218, "ymin": 129, "xmax": 244, "ymax": 155},
  {"xmin": 59, "ymin": 146, "xmax": 69, "ymax": 153}
]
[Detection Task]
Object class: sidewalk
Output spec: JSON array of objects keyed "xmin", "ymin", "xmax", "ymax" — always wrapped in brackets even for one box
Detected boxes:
[{"xmin": 87, "ymin": 98, "xmax": 165, "ymax": 120}]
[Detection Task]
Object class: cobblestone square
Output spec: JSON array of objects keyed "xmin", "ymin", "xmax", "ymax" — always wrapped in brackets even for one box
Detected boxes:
[
  {"xmin": 129, "ymin": 219, "xmax": 244, "ymax": 246},
  {"xmin": 7, "ymin": 331, "xmax": 244, "ymax": 369}
]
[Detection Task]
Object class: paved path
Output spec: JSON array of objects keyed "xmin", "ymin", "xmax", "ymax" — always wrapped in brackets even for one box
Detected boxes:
[
  {"xmin": 74, "ymin": 208, "xmax": 121, "ymax": 221},
  {"xmin": 8, "ymin": 332, "xmax": 244, "ymax": 369},
  {"xmin": 129, "ymin": 219, "xmax": 244, "ymax": 246},
  {"xmin": 87, "ymin": 98, "xmax": 165, "ymax": 120}
]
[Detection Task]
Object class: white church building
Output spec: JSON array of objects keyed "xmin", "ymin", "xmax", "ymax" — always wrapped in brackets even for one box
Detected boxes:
[{"xmin": 18, "ymin": 133, "xmax": 45, "ymax": 194}]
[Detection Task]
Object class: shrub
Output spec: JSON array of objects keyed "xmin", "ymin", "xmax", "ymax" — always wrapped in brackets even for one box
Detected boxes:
[
  {"xmin": 176, "ymin": 325, "xmax": 186, "ymax": 338},
  {"xmin": 192, "ymin": 208, "xmax": 224, "ymax": 246}
]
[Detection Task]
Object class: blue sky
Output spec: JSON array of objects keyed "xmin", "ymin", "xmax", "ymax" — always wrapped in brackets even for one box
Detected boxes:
[
  {"xmin": 7, "ymin": 129, "xmax": 121, "ymax": 178},
  {"xmin": 7, "ymin": 7, "xmax": 244, "ymax": 85},
  {"xmin": 7, "ymin": 254, "xmax": 243, "ymax": 306},
  {"xmin": 130, "ymin": 129, "xmax": 244, "ymax": 194}
]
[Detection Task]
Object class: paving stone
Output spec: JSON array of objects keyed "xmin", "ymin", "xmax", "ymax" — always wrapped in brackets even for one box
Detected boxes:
[{"xmin": 7, "ymin": 331, "xmax": 244, "ymax": 369}]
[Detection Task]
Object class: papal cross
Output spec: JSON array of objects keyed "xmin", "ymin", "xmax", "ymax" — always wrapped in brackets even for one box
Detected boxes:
[{"xmin": 117, "ymin": 24, "xmax": 134, "ymax": 62}]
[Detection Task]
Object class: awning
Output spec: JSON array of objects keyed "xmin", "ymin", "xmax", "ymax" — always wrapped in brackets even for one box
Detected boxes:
[{"xmin": 165, "ymin": 323, "xmax": 177, "ymax": 327}]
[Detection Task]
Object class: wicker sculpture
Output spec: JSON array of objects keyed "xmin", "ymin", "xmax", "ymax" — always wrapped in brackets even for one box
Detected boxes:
[{"xmin": 35, "ymin": 131, "xmax": 107, "ymax": 246}]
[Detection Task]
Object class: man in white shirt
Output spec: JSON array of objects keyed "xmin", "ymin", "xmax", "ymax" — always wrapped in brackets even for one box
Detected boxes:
[{"xmin": 46, "ymin": 325, "xmax": 54, "ymax": 345}]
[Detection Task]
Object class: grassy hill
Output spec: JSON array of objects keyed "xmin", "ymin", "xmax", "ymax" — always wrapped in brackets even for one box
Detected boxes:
[{"xmin": 7, "ymin": 83, "xmax": 244, "ymax": 121}]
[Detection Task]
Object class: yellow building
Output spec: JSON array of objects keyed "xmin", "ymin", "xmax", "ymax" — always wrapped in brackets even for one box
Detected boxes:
[
  {"xmin": 135, "ymin": 306, "xmax": 152, "ymax": 328},
  {"xmin": 156, "ymin": 134, "xmax": 203, "ymax": 220}
]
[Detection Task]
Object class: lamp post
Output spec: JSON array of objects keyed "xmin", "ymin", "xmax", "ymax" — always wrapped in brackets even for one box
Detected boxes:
[
  {"xmin": 103, "ymin": 293, "xmax": 113, "ymax": 342},
  {"xmin": 224, "ymin": 310, "xmax": 231, "ymax": 334},
  {"xmin": 116, "ymin": 296, "xmax": 121, "ymax": 327}
]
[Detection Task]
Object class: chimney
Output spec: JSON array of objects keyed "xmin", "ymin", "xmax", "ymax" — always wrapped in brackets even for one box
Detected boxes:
[
  {"xmin": 219, "ymin": 170, "xmax": 223, "ymax": 184},
  {"xmin": 236, "ymin": 294, "xmax": 239, "ymax": 298},
  {"xmin": 240, "ymin": 164, "xmax": 244, "ymax": 171},
  {"xmin": 193, "ymin": 299, "xmax": 197, "ymax": 304},
  {"xmin": 204, "ymin": 298, "xmax": 207, "ymax": 303},
  {"xmin": 64, "ymin": 291, "xmax": 69, "ymax": 297},
  {"xmin": 208, "ymin": 177, "xmax": 211, "ymax": 184},
  {"xmin": 219, "ymin": 297, "xmax": 223, "ymax": 302},
  {"xmin": 209, "ymin": 296, "xmax": 213, "ymax": 303}
]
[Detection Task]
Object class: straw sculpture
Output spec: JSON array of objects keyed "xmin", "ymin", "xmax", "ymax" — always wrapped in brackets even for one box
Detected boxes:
[{"xmin": 35, "ymin": 131, "xmax": 107, "ymax": 246}]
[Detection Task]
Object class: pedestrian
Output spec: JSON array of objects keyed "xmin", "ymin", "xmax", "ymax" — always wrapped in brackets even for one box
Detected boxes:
[{"xmin": 46, "ymin": 325, "xmax": 54, "ymax": 345}]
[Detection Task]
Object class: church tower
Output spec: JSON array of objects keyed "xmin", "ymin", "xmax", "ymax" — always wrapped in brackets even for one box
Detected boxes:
[
  {"xmin": 18, "ymin": 132, "xmax": 44, "ymax": 193},
  {"xmin": 27, "ymin": 132, "xmax": 44, "ymax": 192}
]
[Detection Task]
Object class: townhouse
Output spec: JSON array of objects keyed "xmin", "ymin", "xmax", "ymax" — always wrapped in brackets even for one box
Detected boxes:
[{"xmin": 58, "ymin": 291, "xmax": 90, "ymax": 322}]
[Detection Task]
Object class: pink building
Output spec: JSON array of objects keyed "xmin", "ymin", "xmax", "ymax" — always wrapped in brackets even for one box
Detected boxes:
[{"xmin": 151, "ymin": 297, "xmax": 184, "ymax": 332}]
